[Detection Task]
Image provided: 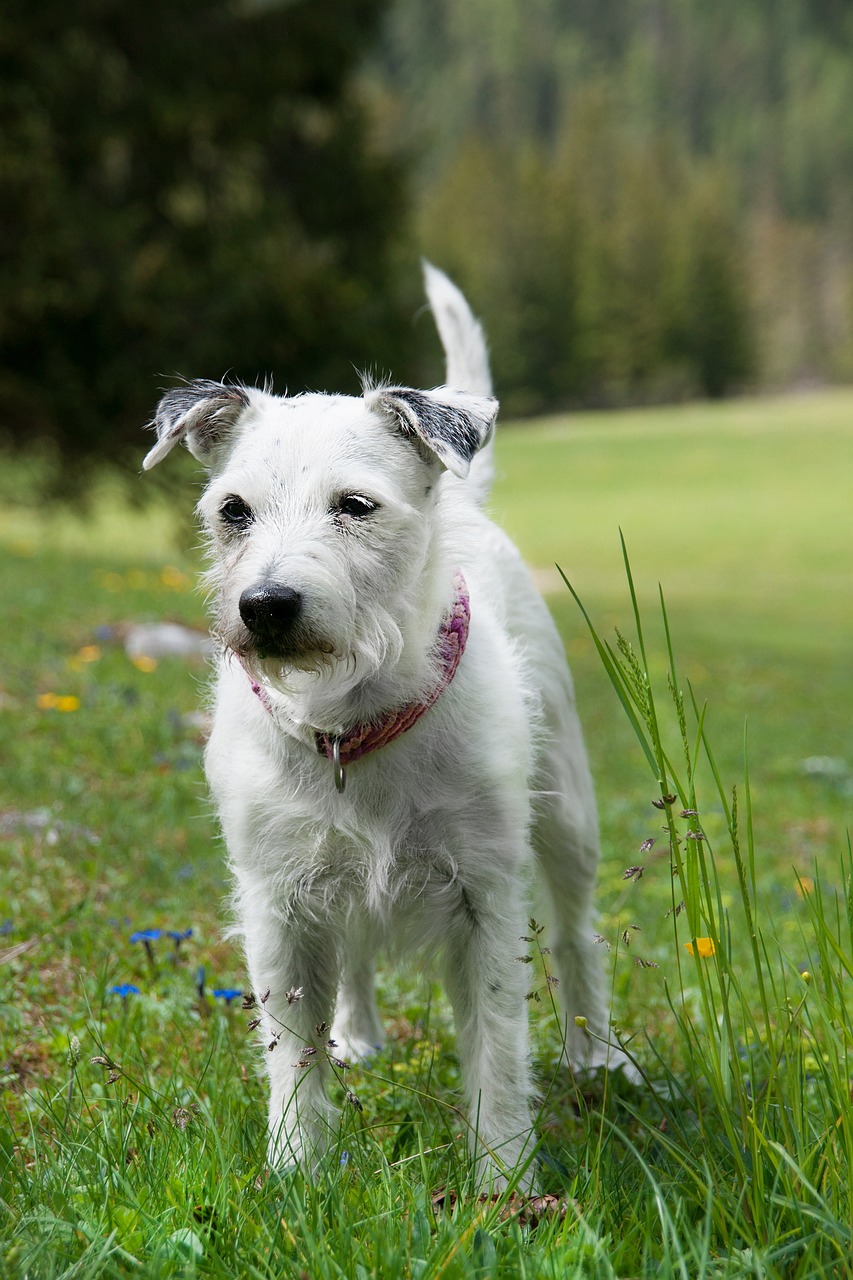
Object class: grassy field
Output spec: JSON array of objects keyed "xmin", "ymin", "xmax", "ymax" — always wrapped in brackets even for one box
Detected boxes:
[{"xmin": 1, "ymin": 389, "xmax": 852, "ymax": 1277}]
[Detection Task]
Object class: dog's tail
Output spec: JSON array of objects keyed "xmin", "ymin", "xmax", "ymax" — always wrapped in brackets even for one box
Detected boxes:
[{"xmin": 423, "ymin": 262, "xmax": 495, "ymax": 502}]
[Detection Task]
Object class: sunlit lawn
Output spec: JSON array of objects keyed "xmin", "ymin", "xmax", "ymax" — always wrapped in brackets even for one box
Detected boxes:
[
  {"xmin": 1, "ymin": 388, "xmax": 852, "ymax": 1276},
  {"xmin": 495, "ymin": 388, "xmax": 853, "ymax": 960}
]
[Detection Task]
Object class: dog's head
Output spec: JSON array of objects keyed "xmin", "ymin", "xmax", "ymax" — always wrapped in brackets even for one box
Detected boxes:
[{"xmin": 143, "ymin": 378, "xmax": 497, "ymax": 697}]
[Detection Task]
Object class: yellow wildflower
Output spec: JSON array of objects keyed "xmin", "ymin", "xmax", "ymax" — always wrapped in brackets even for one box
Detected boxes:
[
  {"xmin": 685, "ymin": 937, "xmax": 715, "ymax": 958},
  {"xmin": 161, "ymin": 565, "xmax": 191, "ymax": 591},
  {"xmin": 68, "ymin": 644, "xmax": 101, "ymax": 671},
  {"xmin": 36, "ymin": 693, "xmax": 80, "ymax": 712},
  {"xmin": 131, "ymin": 655, "xmax": 158, "ymax": 672}
]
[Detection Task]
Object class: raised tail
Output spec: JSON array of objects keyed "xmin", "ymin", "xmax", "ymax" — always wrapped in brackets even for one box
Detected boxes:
[{"xmin": 423, "ymin": 262, "xmax": 495, "ymax": 501}]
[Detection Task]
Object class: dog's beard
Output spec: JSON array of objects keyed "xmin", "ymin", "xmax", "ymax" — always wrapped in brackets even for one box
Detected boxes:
[
  {"xmin": 217, "ymin": 601, "xmax": 406, "ymax": 704},
  {"xmin": 218, "ymin": 623, "xmax": 340, "ymax": 680}
]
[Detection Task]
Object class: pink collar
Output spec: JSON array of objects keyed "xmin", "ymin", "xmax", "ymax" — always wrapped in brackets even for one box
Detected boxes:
[{"xmin": 247, "ymin": 569, "xmax": 470, "ymax": 791}]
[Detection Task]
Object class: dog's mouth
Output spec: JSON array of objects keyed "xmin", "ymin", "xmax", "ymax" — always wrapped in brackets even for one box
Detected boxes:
[
  {"xmin": 257, "ymin": 642, "xmax": 338, "ymax": 674},
  {"xmin": 222, "ymin": 629, "xmax": 341, "ymax": 678}
]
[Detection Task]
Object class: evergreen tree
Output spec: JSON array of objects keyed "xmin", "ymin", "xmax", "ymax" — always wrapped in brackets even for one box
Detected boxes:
[
  {"xmin": 0, "ymin": 0, "xmax": 411, "ymax": 474},
  {"xmin": 371, "ymin": 0, "xmax": 853, "ymax": 404}
]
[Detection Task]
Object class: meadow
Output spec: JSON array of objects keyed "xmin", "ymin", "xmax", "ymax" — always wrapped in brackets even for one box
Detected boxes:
[{"xmin": 1, "ymin": 388, "xmax": 852, "ymax": 1277}]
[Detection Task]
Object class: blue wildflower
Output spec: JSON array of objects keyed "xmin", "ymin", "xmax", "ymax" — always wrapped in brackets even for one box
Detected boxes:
[
  {"xmin": 0, "ymin": 920, "xmax": 12, "ymax": 936},
  {"xmin": 196, "ymin": 966, "xmax": 206, "ymax": 998},
  {"xmin": 167, "ymin": 928, "xmax": 193, "ymax": 944},
  {"xmin": 110, "ymin": 983, "xmax": 140, "ymax": 999},
  {"xmin": 213, "ymin": 988, "xmax": 243, "ymax": 1006},
  {"xmin": 130, "ymin": 927, "xmax": 162, "ymax": 971}
]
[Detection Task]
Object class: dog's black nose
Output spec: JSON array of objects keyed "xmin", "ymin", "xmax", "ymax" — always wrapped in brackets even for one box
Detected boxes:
[{"xmin": 239, "ymin": 584, "xmax": 303, "ymax": 638}]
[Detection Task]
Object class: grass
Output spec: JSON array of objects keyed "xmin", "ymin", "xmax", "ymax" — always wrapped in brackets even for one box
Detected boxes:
[
  {"xmin": 493, "ymin": 389, "xmax": 853, "ymax": 650},
  {"xmin": 1, "ymin": 387, "xmax": 852, "ymax": 1277}
]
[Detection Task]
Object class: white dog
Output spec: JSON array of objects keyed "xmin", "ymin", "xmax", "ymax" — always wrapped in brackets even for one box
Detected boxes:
[{"xmin": 143, "ymin": 265, "xmax": 627, "ymax": 1187}]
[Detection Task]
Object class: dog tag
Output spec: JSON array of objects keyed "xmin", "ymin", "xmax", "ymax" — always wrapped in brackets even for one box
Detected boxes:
[{"xmin": 332, "ymin": 737, "xmax": 346, "ymax": 793}]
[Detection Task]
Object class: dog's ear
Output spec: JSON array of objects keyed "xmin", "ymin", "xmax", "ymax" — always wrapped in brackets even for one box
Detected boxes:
[
  {"xmin": 142, "ymin": 380, "xmax": 251, "ymax": 470},
  {"xmin": 365, "ymin": 385, "xmax": 497, "ymax": 479}
]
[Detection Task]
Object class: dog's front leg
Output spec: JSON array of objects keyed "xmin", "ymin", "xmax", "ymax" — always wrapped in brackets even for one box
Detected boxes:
[
  {"xmin": 442, "ymin": 879, "xmax": 536, "ymax": 1192},
  {"xmin": 242, "ymin": 907, "xmax": 341, "ymax": 1172}
]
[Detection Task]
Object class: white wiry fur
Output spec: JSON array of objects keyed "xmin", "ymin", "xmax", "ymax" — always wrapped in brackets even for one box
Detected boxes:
[{"xmin": 143, "ymin": 264, "xmax": 630, "ymax": 1189}]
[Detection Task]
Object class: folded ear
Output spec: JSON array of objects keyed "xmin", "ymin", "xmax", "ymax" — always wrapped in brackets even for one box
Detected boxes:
[
  {"xmin": 142, "ymin": 379, "xmax": 251, "ymax": 470},
  {"xmin": 364, "ymin": 385, "xmax": 498, "ymax": 479}
]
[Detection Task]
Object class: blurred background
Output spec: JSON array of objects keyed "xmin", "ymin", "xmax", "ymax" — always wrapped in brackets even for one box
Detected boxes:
[{"xmin": 2, "ymin": 0, "xmax": 852, "ymax": 486}]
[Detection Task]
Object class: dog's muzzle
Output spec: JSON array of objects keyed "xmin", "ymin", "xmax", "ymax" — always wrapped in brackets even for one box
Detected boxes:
[
  {"xmin": 245, "ymin": 568, "xmax": 471, "ymax": 794},
  {"xmin": 239, "ymin": 583, "xmax": 303, "ymax": 652}
]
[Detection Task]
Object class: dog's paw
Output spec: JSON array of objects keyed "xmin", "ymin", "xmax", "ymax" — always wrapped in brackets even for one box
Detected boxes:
[
  {"xmin": 571, "ymin": 1040, "xmax": 642, "ymax": 1085},
  {"xmin": 329, "ymin": 1026, "xmax": 386, "ymax": 1064}
]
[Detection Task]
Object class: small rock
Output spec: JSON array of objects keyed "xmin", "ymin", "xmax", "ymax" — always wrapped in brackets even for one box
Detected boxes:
[{"xmin": 124, "ymin": 623, "xmax": 213, "ymax": 661}]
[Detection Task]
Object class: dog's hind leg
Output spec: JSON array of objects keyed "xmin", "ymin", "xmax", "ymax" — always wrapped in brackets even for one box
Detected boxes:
[
  {"xmin": 534, "ymin": 796, "xmax": 613, "ymax": 1070},
  {"xmin": 331, "ymin": 918, "xmax": 386, "ymax": 1062},
  {"xmin": 532, "ymin": 698, "xmax": 635, "ymax": 1075}
]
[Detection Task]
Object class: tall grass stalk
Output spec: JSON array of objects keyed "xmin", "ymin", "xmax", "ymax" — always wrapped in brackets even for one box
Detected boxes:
[{"xmin": 562, "ymin": 536, "xmax": 853, "ymax": 1272}]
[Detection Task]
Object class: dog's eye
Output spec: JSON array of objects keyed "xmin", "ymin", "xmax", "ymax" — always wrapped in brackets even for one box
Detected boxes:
[
  {"xmin": 220, "ymin": 497, "xmax": 254, "ymax": 528},
  {"xmin": 334, "ymin": 495, "xmax": 377, "ymax": 519}
]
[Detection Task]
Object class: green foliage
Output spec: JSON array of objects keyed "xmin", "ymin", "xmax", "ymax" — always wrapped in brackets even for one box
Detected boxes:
[
  {"xmin": 417, "ymin": 103, "xmax": 753, "ymax": 411},
  {"xmin": 377, "ymin": 0, "xmax": 853, "ymax": 212},
  {"xmin": 0, "ymin": 0, "xmax": 413, "ymax": 479},
  {"xmin": 370, "ymin": 0, "xmax": 853, "ymax": 404},
  {"xmin": 675, "ymin": 173, "xmax": 754, "ymax": 399},
  {"xmin": 561, "ymin": 541, "xmax": 853, "ymax": 1273}
]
